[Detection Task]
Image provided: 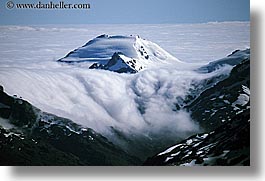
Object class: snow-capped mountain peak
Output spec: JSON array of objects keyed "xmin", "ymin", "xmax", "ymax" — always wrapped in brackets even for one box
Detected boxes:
[{"xmin": 58, "ymin": 34, "xmax": 182, "ymax": 73}]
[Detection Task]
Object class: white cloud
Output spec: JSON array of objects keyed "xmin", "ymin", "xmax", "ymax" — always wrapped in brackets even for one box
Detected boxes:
[{"xmin": 0, "ymin": 63, "xmax": 231, "ymax": 148}]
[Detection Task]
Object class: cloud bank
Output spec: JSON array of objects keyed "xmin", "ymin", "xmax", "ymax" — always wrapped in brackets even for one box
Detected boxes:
[{"xmin": 0, "ymin": 63, "xmax": 232, "ymax": 148}]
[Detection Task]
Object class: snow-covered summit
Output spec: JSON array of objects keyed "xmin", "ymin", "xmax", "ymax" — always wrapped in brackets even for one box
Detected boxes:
[{"xmin": 58, "ymin": 34, "xmax": 182, "ymax": 73}]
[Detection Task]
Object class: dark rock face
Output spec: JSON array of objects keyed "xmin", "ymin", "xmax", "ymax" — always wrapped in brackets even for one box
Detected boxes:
[
  {"xmin": 0, "ymin": 127, "xmax": 83, "ymax": 166},
  {"xmin": 144, "ymin": 58, "xmax": 250, "ymax": 166},
  {"xmin": 89, "ymin": 52, "xmax": 137, "ymax": 73},
  {"xmin": 187, "ymin": 58, "xmax": 250, "ymax": 131},
  {"xmin": 0, "ymin": 89, "xmax": 139, "ymax": 166},
  {"xmin": 144, "ymin": 109, "xmax": 250, "ymax": 166}
]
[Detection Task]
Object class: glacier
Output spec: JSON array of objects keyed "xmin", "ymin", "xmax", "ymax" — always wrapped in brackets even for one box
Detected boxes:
[{"xmin": 58, "ymin": 34, "xmax": 182, "ymax": 73}]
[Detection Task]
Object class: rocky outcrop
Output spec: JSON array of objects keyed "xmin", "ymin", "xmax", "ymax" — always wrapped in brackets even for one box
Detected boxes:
[
  {"xmin": 0, "ymin": 87, "xmax": 140, "ymax": 166},
  {"xmin": 144, "ymin": 58, "xmax": 250, "ymax": 166}
]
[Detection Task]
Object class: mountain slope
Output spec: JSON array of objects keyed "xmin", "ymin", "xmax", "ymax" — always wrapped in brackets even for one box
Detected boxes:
[
  {"xmin": 188, "ymin": 57, "xmax": 250, "ymax": 131},
  {"xmin": 198, "ymin": 49, "xmax": 250, "ymax": 73},
  {"xmin": 144, "ymin": 109, "xmax": 250, "ymax": 166},
  {"xmin": 143, "ymin": 57, "xmax": 250, "ymax": 166},
  {"xmin": 0, "ymin": 87, "xmax": 140, "ymax": 166},
  {"xmin": 0, "ymin": 126, "xmax": 83, "ymax": 165},
  {"xmin": 58, "ymin": 34, "xmax": 181, "ymax": 73}
]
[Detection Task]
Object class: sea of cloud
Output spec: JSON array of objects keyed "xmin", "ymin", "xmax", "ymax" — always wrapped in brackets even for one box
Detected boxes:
[
  {"xmin": 0, "ymin": 23, "xmax": 249, "ymax": 147},
  {"xmin": 0, "ymin": 62, "xmax": 232, "ymax": 144}
]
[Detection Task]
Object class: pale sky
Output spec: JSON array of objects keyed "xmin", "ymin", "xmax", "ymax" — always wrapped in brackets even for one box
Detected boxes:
[{"xmin": 0, "ymin": 0, "xmax": 250, "ymax": 25}]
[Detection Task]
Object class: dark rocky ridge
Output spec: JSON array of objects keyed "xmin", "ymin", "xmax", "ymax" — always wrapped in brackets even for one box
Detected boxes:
[
  {"xmin": 144, "ymin": 109, "xmax": 250, "ymax": 166},
  {"xmin": 187, "ymin": 58, "xmax": 250, "ymax": 131},
  {"xmin": 0, "ymin": 88, "xmax": 140, "ymax": 166},
  {"xmin": 89, "ymin": 52, "xmax": 138, "ymax": 73},
  {"xmin": 198, "ymin": 49, "xmax": 250, "ymax": 73}
]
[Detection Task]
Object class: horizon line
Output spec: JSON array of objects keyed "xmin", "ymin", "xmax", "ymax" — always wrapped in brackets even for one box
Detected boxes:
[{"xmin": 0, "ymin": 20, "xmax": 250, "ymax": 26}]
